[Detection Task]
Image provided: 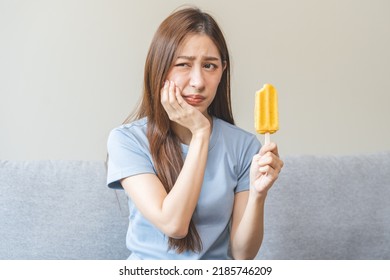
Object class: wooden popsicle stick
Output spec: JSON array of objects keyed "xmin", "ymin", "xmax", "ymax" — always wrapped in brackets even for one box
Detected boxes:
[{"xmin": 265, "ymin": 132, "xmax": 270, "ymax": 145}]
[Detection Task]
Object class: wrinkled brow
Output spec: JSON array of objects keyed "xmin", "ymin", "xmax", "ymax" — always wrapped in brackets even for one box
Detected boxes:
[{"xmin": 176, "ymin": 55, "xmax": 220, "ymax": 61}]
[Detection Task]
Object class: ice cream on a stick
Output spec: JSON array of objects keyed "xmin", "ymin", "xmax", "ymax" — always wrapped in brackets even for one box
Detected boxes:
[{"xmin": 255, "ymin": 84, "xmax": 279, "ymax": 144}]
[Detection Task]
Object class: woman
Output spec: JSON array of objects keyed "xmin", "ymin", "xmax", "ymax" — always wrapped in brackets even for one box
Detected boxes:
[{"xmin": 107, "ymin": 6, "xmax": 283, "ymax": 260}]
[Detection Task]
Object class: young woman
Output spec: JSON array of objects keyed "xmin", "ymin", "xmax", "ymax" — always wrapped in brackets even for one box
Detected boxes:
[{"xmin": 106, "ymin": 6, "xmax": 283, "ymax": 260}]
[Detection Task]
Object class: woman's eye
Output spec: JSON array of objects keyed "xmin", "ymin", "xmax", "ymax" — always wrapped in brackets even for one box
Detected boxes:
[
  {"xmin": 204, "ymin": 63, "xmax": 217, "ymax": 70},
  {"xmin": 175, "ymin": 63, "xmax": 190, "ymax": 67}
]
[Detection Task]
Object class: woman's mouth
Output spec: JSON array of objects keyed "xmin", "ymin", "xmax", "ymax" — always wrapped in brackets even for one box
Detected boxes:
[{"xmin": 183, "ymin": 95, "xmax": 205, "ymax": 106}]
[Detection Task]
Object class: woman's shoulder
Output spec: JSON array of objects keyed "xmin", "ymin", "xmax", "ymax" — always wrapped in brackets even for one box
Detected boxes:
[
  {"xmin": 116, "ymin": 117, "xmax": 147, "ymax": 131},
  {"xmin": 213, "ymin": 117, "xmax": 261, "ymax": 161},
  {"xmin": 108, "ymin": 117, "xmax": 148, "ymax": 145},
  {"xmin": 111, "ymin": 117, "xmax": 147, "ymax": 134},
  {"xmin": 214, "ymin": 117, "xmax": 259, "ymax": 142}
]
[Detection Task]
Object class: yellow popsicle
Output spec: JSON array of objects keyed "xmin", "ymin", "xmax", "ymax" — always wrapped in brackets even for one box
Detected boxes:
[{"xmin": 255, "ymin": 84, "xmax": 279, "ymax": 144}]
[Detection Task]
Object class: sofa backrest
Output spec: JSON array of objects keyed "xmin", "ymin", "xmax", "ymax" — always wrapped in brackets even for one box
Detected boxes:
[
  {"xmin": 257, "ymin": 152, "xmax": 390, "ymax": 259},
  {"xmin": 0, "ymin": 160, "xmax": 129, "ymax": 260}
]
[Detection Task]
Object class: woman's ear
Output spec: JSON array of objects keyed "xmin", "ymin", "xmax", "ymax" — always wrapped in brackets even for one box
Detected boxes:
[{"xmin": 222, "ymin": 60, "xmax": 227, "ymax": 71}]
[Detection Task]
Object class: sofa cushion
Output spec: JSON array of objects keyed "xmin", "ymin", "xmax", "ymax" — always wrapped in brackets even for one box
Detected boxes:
[
  {"xmin": 0, "ymin": 160, "xmax": 129, "ymax": 260},
  {"xmin": 257, "ymin": 152, "xmax": 390, "ymax": 259}
]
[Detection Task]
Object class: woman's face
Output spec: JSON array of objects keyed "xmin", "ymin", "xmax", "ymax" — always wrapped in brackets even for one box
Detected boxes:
[{"xmin": 166, "ymin": 34, "xmax": 225, "ymax": 117}]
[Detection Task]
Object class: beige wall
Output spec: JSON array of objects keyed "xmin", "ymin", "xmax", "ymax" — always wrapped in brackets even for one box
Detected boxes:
[{"xmin": 1, "ymin": 0, "xmax": 389, "ymax": 160}]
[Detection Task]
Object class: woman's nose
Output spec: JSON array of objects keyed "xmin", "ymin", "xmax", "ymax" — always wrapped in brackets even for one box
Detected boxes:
[{"xmin": 189, "ymin": 66, "xmax": 205, "ymax": 91}]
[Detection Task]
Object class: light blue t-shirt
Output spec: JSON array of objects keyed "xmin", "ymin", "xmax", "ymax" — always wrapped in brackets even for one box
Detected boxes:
[{"xmin": 106, "ymin": 116, "xmax": 261, "ymax": 259}]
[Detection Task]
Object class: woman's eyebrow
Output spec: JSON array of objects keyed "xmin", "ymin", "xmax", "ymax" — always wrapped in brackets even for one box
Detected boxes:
[{"xmin": 177, "ymin": 55, "xmax": 220, "ymax": 61}]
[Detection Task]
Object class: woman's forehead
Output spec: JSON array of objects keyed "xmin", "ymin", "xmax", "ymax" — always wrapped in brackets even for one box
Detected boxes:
[{"xmin": 175, "ymin": 34, "xmax": 221, "ymax": 59}]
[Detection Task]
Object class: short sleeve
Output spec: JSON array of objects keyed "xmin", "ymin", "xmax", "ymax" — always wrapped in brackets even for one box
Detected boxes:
[
  {"xmin": 106, "ymin": 127, "xmax": 155, "ymax": 189},
  {"xmin": 234, "ymin": 135, "xmax": 261, "ymax": 193}
]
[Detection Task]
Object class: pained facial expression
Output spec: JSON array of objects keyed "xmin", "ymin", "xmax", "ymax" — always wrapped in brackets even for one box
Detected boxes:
[{"xmin": 166, "ymin": 34, "xmax": 225, "ymax": 117}]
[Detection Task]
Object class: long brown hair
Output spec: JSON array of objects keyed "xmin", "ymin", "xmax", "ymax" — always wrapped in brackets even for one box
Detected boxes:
[{"xmin": 125, "ymin": 6, "xmax": 234, "ymax": 254}]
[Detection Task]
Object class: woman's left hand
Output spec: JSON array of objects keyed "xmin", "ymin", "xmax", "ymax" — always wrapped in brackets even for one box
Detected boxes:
[{"xmin": 249, "ymin": 142, "xmax": 284, "ymax": 196}]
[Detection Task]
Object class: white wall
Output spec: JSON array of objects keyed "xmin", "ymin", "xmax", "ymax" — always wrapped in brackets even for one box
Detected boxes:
[{"xmin": 1, "ymin": 0, "xmax": 389, "ymax": 160}]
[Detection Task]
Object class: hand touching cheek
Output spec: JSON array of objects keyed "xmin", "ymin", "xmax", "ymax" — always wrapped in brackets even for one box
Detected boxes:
[{"xmin": 160, "ymin": 80, "xmax": 211, "ymax": 136}]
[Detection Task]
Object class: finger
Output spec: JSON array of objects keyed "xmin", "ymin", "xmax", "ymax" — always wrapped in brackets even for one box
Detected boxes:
[
  {"xmin": 259, "ymin": 142, "xmax": 279, "ymax": 157},
  {"xmin": 251, "ymin": 154, "xmax": 262, "ymax": 170},
  {"xmin": 175, "ymin": 85, "xmax": 190, "ymax": 109},
  {"xmin": 163, "ymin": 81, "xmax": 181, "ymax": 107},
  {"xmin": 253, "ymin": 168, "xmax": 277, "ymax": 192},
  {"xmin": 258, "ymin": 152, "xmax": 283, "ymax": 172},
  {"xmin": 161, "ymin": 81, "xmax": 180, "ymax": 119},
  {"xmin": 167, "ymin": 81, "xmax": 182, "ymax": 111},
  {"xmin": 258, "ymin": 164, "xmax": 271, "ymax": 174},
  {"xmin": 252, "ymin": 153, "xmax": 262, "ymax": 163},
  {"xmin": 261, "ymin": 166, "xmax": 279, "ymax": 184},
  {"xmin": 160, "ymin": 80, "xmax": 171, "ymax": 109},
  {"xmin": 257, "ymin": 151, "xmax": 274, "ymax": 165},
  {"xmin": 271, "ymin": 142, "xmax": 280, "ymax": 157}
]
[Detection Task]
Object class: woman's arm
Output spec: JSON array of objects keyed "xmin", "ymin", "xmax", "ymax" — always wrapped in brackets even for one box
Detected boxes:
[
  {"xmin": 121, "ymin": 132, "xmax": 209, "ymax": 238},
  {"xmin": 121, "ymin": 81, "xmax": 211, "ymax": 239},
  {"xmin": 230, "ymin": 142, "xmax": 284, "ymax": 259}
]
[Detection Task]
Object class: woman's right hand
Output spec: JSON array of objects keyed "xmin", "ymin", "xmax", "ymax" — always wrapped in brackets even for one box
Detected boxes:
[{"xmin": 160, "ymin": 80, "xmax": 211, "ymax": 136}]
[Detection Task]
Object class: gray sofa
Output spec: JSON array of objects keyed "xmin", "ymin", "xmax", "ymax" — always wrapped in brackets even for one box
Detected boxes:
[{"xmin": 1, "ymin": 152, "xmax": 389, "ymax": 260}]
